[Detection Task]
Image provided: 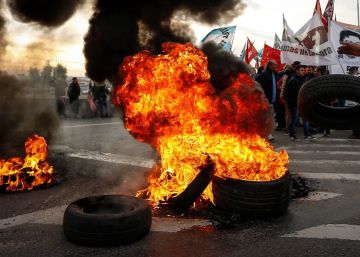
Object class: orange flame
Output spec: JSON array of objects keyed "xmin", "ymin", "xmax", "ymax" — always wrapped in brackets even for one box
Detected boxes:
[
  {"xmin": 114, "ymin": 42, "xmax": 289, "ymax": 205},
  {"xmin": 0, "ymin": 134, "xmax": 54, "ymax": 192}
]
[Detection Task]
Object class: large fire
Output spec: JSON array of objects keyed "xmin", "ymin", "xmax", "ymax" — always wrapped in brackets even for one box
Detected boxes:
[
  {"xmin": 114, "ymin": 42, "xmax": 288, "ymax": 205},
  {"xmin": 0, "ymin": 134, "xmax": 54, "ymax": 192}
]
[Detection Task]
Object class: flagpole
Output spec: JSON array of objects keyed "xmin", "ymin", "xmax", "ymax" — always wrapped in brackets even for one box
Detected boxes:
[{"xmin": 357, "ymin": 0, "xmax": 359, "ymax": 26}]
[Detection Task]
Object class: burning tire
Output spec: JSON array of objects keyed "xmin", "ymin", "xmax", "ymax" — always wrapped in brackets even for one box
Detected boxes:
[
  {"xmin": 298, "ymin": 75, "xmax": 360, "ymax": 130},
  {"xmin": 212, "ymin": 171, "xmax": 291, "ymax": 217},
  {"xmin": 63, "ymin": 195, "xmax": 151, "ymax": 246}
]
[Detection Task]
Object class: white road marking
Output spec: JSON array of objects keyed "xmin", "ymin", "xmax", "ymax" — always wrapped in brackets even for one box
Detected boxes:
[
  {"xmin": 297, "ymin": 191, "xmax": 342, "ymax": 201},
  {"xmin": 65, "ymin": 151, "xmax": 360, "ymax": 181},
  {"xmin": 287, "ymin": 150, "xmax": 360, "ymax": 156},
  {"xmin": 282, "ymin": 144, "xmax": 360, "ymax": 149},
  {"xmin": 282, "ymin": 224, "xmax": 360, "ymax": 241},
  {"xmin": 291, "ymin": 160, "xmax": 360, "ymax": 165},
  {"xmin": 67, "ymin": 151, "xmax": 156, "ymax": 169},
  {"xmin": 0, "ymin": 206, "xmax": 213, "ymax": 233},
  {"xmin": 316, "ymin": 138, "xmax": 360, "ymax": 142},
  {"xmin": 295, "ymin": 172, "xmax": 360, "ymax": 181},
  {"xmin": 62, "ymin": 122, "xmax": 123, "ymax": 129},
  {"xmin": 0, "ymin": 205, "xmax": 67, "ymax": 230}
]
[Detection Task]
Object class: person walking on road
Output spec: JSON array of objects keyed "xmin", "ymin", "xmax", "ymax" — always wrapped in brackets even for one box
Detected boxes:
[
  {"xmin": 255, "ymin": 60, "xmax": 283, "ymax": 141},
  {"xmin": 67, "ymin": 77, "xmax": 81, "ymax": 118},
  {"xmin": 93, "ymin": 81, "xmax": 109, "ymax": 118},
  {"xmin": 284, "ymin": 65, "xmax": 315, "ymax": 141}
]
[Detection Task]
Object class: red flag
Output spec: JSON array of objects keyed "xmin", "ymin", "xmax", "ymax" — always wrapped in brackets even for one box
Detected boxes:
[
  {"xmin": 260, "ymin": 44, "xmax": 285, "ymax": 72},
  {"xmin": 313, "ymin": 0, "xmax": 328, "ymax": 29},
  {"xmin": 323, "ymin": 0, "xmax": 334, "ymax": 28},
  {"xmin": 245, "ymin": 38, "xmax": 258, "ymax": 64},
  {"xmin": 313, "ymin": 0, "xmax": 322, "ymax": 15}
]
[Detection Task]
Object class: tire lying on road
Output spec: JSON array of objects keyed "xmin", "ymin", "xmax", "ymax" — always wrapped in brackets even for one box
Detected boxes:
[
  {"xmin": 212, "ymin": 171, "xmax": 291, "ymax": 218},
  {"xmin": 63, "ymin": 195, "xmax": 152, "ymax": 246},
  {"xmin": 298, "ymin": 74, "xmax": 360, "ymax": 130}
]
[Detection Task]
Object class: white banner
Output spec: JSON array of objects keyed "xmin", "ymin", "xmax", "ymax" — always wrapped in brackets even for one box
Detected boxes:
[
  {"xmin": 329, "ymin": 20, "xmax": 360, "ymax": 74},
  {"xmin": 200, "ymin": 26, "xmax": 236, "ymax": 52},
  {"xmin": 281, "ymin": 14, "xmax": 337, "ymax": 65}
]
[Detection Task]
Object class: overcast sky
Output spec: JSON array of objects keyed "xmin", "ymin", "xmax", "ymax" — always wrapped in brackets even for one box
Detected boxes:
[{"xmin": 4, "ymin": 0, "xmax": 360, "ymax": 76}]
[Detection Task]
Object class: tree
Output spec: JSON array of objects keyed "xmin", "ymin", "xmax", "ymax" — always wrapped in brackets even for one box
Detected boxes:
[
  {"xmin": 41, "ymin": 61, "xmax": 54, "ymax": 85},
  {"xmin": 54, "ymin": 63, "xmax": 67, "ymax": 80}
]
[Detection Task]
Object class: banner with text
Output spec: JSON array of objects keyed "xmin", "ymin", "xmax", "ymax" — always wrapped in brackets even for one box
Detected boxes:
[
  {"xmin": 281, "ymin": 13, "xmax": 337, "ymax": 65},
  {"xmin": 329, "ymin": 20, "xmax": 360, "ymax": 74}
]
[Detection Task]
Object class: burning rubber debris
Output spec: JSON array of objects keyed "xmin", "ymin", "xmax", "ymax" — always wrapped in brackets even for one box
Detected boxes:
[
  {"xmin": 113, "ymin": 42, "xmax": 289, "ymax": 208},
  {"xmin": 0, "ymin": 134, "xmax": 54, "ymax": 192}
]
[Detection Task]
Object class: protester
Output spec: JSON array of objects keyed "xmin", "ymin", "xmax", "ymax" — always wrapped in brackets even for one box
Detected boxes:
[
  {"xmin": 255, "ymin": 60, "xmax": 283, "ymax": 141},
  {"xmin": 305, "ymin": 66, "xmax": 315, "ymax": 81},
  {"xmin": 284, "ymin": 65, "xmax": 315, "ymax": 141},
  {"xmin": 67, "ymin": 77, "xmax": 81, "ymax": 118},
  {"xmin": 279, "ymin": 61, "xmax": 301, "ymax": 135},
  {"xmin": 93, "ymin": 81, "xmax": 109, "ymax": 118}
]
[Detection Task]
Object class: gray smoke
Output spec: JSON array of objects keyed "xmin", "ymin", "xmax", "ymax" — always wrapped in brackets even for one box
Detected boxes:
[
  {"xmin": 6, "ymin": 0, "xmax": 86, "ymax": 27},
  {"xmin": 0, "ymin": 71, "xmax": 59, "ymax": 148}
]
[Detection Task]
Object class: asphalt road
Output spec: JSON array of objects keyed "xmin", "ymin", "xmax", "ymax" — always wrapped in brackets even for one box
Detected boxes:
[{"xmin": 1, "ymin": 116, "xmax": 360, "ymax": 257}]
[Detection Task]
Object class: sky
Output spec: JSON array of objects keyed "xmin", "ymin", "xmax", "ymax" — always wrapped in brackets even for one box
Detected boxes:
[{"xmin": 3, "ymin": 0, "xmax": 360, "ymax": 77}]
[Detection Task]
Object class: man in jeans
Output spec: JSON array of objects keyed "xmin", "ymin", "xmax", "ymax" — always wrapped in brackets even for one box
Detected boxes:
[{"xmin": 284, "ymin": 65, "xmax": 315, "ymax": 141}]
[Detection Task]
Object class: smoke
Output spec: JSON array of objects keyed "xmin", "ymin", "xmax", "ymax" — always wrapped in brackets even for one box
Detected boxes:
[
  {"xmin": 84, "ymin": 0, "xmax": 245, "ymax": 82},
  {"xmin": 0, "ymin": 0, "xmax": 8, "ymax": 61},
  {"xmin": 6, "ymin": 0, "xmax": 86, "ymax": 27},
  {"xmin": 0, "ymin": 71, "xmax": 59, "ymax": 148},
  {"xmin": 201, "ymin": 41, "xmax": 250, "ymax": 91}
]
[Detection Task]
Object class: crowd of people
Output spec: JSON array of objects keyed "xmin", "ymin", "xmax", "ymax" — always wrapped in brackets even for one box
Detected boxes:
[
  {"xmin": 53, "ymin": 77, "xmax": 111, "ymax": 119},
  {"xmin": 254, "ymin": 59, "xmax": 360, "ymax": 141}
]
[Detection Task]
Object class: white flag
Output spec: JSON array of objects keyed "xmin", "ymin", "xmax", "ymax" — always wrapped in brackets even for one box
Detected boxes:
[
  {"xmin": 329, "ymin": 20, "xmax": 360, "ymax": 74},
  {"xmin": 281, "ymin": 14, "xmax": 337, "ymax": 65},
  {"xmin": 273, "ymin": 33, "xmax": 281, "ymax": 50},
  {"xmin": 201, "ymin": 26, "xmax": 236, "ymax": 52}
]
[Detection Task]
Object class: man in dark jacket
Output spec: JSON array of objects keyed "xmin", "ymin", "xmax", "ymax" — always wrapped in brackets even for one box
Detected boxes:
[
  {"xmin": 284, "ymin": 65, "xmax": 314, "ymax": 141},
  {"xmin": 255, "ymin": 60, "xmax": 284, "ymax": 140},
  {"xmin": 93, "ymin": 81, "xmax": 109, "ymax": 118},
  {"xmin": 67, "ymin": 77, "xmax": 81, "ymax": 118}
]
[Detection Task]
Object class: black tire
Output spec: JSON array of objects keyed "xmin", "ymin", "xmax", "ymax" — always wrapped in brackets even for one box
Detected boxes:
[
  {"xmin": 63, "ymin": 195, "xmax": 152, "ymax": 246},
  {"xmin": 212, "ymin": 171, "xmax": 291, "ymax": 218},
  {"xmin": 298, "ymin": 75, "xmax": 360, "ymax": 129}
]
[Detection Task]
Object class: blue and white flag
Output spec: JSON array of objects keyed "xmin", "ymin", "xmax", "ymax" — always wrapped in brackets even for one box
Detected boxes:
[
  {"xmin": 201, "ymin": 26, "xmax": 236, "ymax": 52},
  {"xmin": 257, "ymin": 48, "xmax": 264, "ymax": 60},
  {"xmin": 239, "ymin": 42, "xmax": 246, "ymax": 60}
]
